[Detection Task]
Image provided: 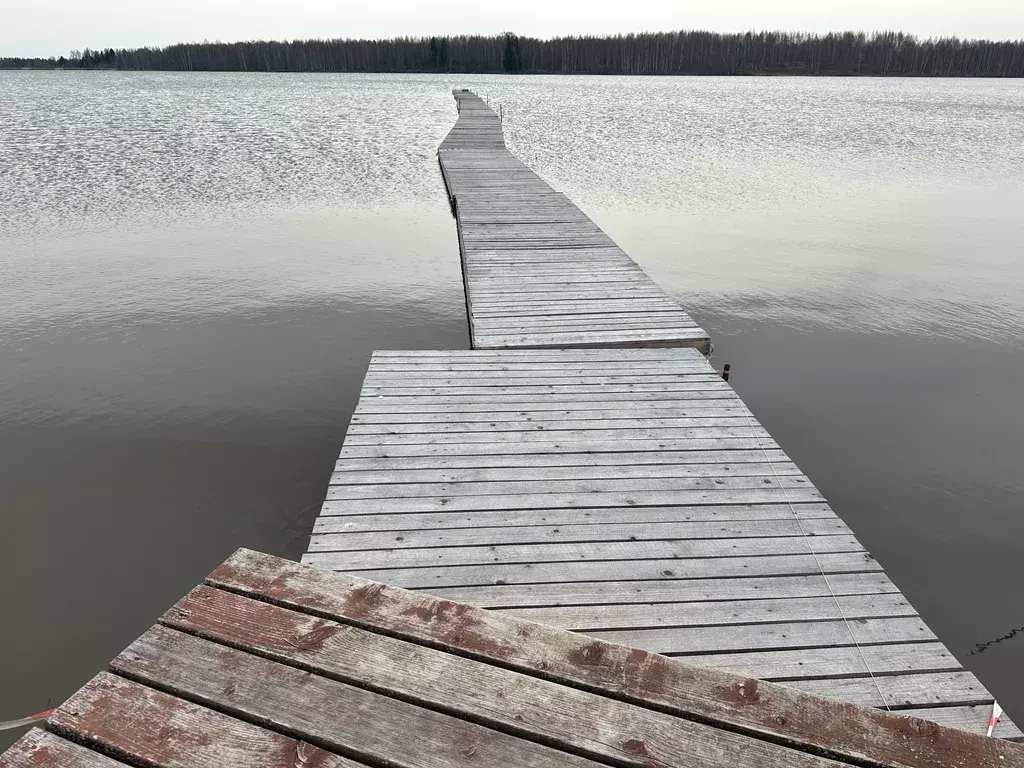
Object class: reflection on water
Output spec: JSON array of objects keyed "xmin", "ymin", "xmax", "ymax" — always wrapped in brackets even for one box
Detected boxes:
[{"xmin": 1, "ymin": 72, "xmax": 1023, "ymax": 741}]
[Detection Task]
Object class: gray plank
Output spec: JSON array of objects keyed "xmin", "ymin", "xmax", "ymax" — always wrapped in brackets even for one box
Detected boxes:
[
  {"xmin": 498, "ymin": 592, "xmax": 916, "ymax": 630},
  {"xmin": 333, "ymin": 451, "xmax": 792, "ymax": 473},
  {"xmin": 590, "ymin": 616, "xmax": 938, "ymax": 655},
  {"xmin": 318, "ymin": 487, "xmax": 826, "ymax": 514},
  {"xmin": 114, "ymin": 625, "xmax": 604, "ymax": 768},
  {"xmin": 332, "ymin": 551, "xmax": 882, "ymax": 589},
  {"xmin": 313, "ymin": 503, "xmax": 837, "ymax": 533},
  {"xmin": 303, "ymin": 534, "xmax": 864, "ymax": 570},
  {"xmin": 328, "ymin": 462, "xmax": 801, "ymax": 484},
  {"xmin": 791, "ymin": 671, "xmax": 995, "ymax": 710},
  {"xmin": 308, "ymin": 517, "xmax": 851, "ymax": 550},
  {"xmin": 681, "ymin": 642, "xmax": 963, "ymax": 681},
  {"xmin": 341, "ymin": 427, "xmax": 775, "ymax": 444},
  {"xmin": 336, "ymin": 436, "xmax": 784, "ymax": 458},
  {"xmin": 163, "ymin": 585, "xmax": 843, "ymax": 768},
  {"xmin": 425, "ymin": 572, "xmax": 898, "ymax": 608},
  {"xmin": 323, "ymin": 474, "xmax": 815, "ymax": 500}
]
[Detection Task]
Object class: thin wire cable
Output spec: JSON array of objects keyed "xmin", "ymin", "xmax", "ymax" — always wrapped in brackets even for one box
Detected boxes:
[{"xmin": 735, "ymin": 392, "xmax": 893, "ymax": 712}]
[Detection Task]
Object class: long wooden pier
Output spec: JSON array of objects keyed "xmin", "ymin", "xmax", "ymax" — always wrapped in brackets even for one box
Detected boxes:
[
  {"xmin": 1, "ymin": 88, "xmax": 1018, "ymax": 765},
  {"xmin": 439, "ymin": 90, "xmax": 709, "ymax": 350},
  {"xmin": 304, "ymin": 348, "xmax": 1018, "ymax": 737},
  {"xmin": 296, "ymin": 90, "xmax": 1017, "ymax": 738}
]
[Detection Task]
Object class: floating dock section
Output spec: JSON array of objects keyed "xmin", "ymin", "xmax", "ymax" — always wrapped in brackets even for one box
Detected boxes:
[
  {"xmin": 6, "ymin": 550, "xmax": 1021, "ymax": 768},
  {"xmin": 439, "ymin": 91, "xmax": 709, "ymax": 350},
  {"xmin": 298, "ymin": 90, "xmax": 1017, "ymax": 737},
  {"xmin": 304, "ymin": 348, "xmax": 1017, "ymax": 737}
]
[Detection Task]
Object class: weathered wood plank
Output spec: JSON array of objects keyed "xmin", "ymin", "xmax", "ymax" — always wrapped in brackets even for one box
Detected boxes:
[
  {"xmin": 317, "ymin": 487, "xmax": 826, "ymax": 515},
  {"xmin": 500, "ymin": 593, "xmax": 916, "ymax": 632},
  {"xmin": 307, "ymin": 517, "xmax": 851, "ymax": 551},
  {"xmin": 355, "ymin": 394, "xmax": 742, "ymax": 411},
  {"xmin": 210, "ymin": 550, "xmax": 1023, "ymax": 768},
  {"xmin": 352, "ymin": 406, "xmax": 754, "ymax": 422},
  {"xmin": 49, "ymin": 672, "xmax": 364, "ymax": 768},
  {"xmin": 336, "ymin": 436, "xmax": 783, "ymax": 458},
  {"xmin": 336, "ymin": 551, "xmax": 882, "ymax": 589},
  {"xmin": 370, "ymin": 349, "xmax": 708, "ymax": 359},
  {"xmin": 668, "ymin": 642, "xmax": 963, "ymax": 681},
  {"xmin": 333, "ymin": 450, "xmax": 792, "ymax": 472},
  {"xmin": 163, "ymin": 585, "xmax": 844, "ymax": 768},
  {"xmin": 344, "ymin": 416, "xmax": 761, "ymax": 434},
  {"xmin": 326, "ymin": 462, "xmax": 803, "ymax": 485},
  {"xmin": 312, "ymin": 503, "xmax": 836, "ymax": 533},
  {"xmin": 426, "ymin": 572, "xmax": 898, "ymax": 608},
  {"xmin": 0, "ymin": 731, "xmax": 125, "ymax": 768},
  {"xmin": 302, "ymin": 534, "xmax": 862, "ymax": 570},
  {"xmin": 341, "ymin": 427, "xmax": 775, "ymax": 445},
  {"xmin": 322, "ymin": 474, "xmax": 815, "ymax": 500},
  {"xmin": 791, "ymin": 671, "xmax": 995, "ymax": 710},
  {"xmin": 360, "ymin": 373, "xmax": 722, "ymax": 387},
  {"xmin": 113, "ymin": 625, "xmax": 605, "ymax": 768},
  {"xmin": 590, "ymin": 616, "xmax": 937, "ymax": 654},
  {"xmin": 360, "ymin": 382, "xmax": 730, "ymax": 396}
]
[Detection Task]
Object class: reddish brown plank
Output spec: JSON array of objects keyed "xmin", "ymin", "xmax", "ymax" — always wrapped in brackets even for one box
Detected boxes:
[
  {"xmin": 207, "ymin": 549, "xmax": 1024, "ymax": 768},
  {"xmin": 48, "ymin": 672, "xmax": 364, "ymax": 768},
  {"xmin": 112, "ymin": 625, "xmax": 606, "ymax": 768},
  {"xmin": 0, "ymin": 730, "xmax": 123, "ymax": 768},
  {"xmin": 163, "ymin": 584, "xmax": 845, "ymax": 768}
]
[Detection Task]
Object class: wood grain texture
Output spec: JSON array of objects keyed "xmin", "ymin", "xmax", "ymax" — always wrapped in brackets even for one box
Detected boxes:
[
  {"xmin": 0, "ymin": 731, "xmax": 123, "ymax": 768},
  {"xmin": 312, "ymin": 503, "xmax": 836, "ymax": 533},
  {"xmin": 427, "ymin": 572, "xmax": 899, "ymax": 608},
  {"xmin": 208, "ymin": 549, "xmax": 1024, "ymax": 768},
  {"xmin": 113, "ymin": 625, "xmax": 605, "ymax": 768},
  {"xmin": 339, "ymin": 551, "xmax": 884, "ymax": 589},
  {"xmin": 162, "ymin": 585, "xmax": 844, "ymax": 768},
  {"xmin": 49, "ymin": 672, "xmax": 364, "ymax": 768}
]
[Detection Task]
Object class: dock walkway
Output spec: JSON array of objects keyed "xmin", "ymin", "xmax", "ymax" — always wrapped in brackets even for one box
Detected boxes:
[
  {"xmin": 305, "ymin": 348, "xmax": 1018, "ymax": 738},
  {"xmin": 4, "ymin": 550, "xmax": 1021, "ymax": 768},
  {"xmin": 439, "ymin": 90, "xmax": 709, "ymax": 350}
]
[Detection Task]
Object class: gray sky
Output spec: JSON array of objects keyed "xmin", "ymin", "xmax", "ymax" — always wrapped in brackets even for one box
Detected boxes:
[{"xmin": 4, "ymin": 0, "xmax": 1024, "ymax": 58}]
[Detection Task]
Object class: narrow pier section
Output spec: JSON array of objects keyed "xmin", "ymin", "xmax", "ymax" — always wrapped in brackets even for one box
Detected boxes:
[
  {"xmin": 439, "ymin": 91, "xmax": 709, "ymax": 350},
  {"xmin": 305, "ymin": 348, "xmax": 1018, "ymax": 739},
  {"xmin": 5, "ymin": 550, "xmax": 1021, "ymax": 768}
]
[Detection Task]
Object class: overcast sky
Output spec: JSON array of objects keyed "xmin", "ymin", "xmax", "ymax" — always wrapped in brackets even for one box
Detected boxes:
[{"xmin": 4, "ymin": 0, "xmax": 1023, "ymax": 58}]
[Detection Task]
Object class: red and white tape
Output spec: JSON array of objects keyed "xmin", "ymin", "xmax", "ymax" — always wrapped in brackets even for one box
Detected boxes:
[
  {"xmin": 987, "ymin": 701, "xmax": 1004, "ymax": 738},
  {"xmin": 0, "ymin": 709, "xmax": 53, "ymax": 732}
]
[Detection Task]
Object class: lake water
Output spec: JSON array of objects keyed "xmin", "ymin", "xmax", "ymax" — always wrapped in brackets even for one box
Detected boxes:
[{"xmin": 1, "ymin": 72, "xmax": 1022, "ymax": 742}]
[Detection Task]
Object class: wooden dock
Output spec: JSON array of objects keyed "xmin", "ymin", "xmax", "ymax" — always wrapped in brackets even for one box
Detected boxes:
[
  {"xmin": 4, "ymin": 549, "xmax": 1021, "ymax": 768},
  {"xmin": 439, "ymin": 90, "xmax": 709, "ymax": 350},
  {"xmin": 304, "ymin": 348, "xmax": 1019, "ymax": 738},
  {"xmin": 5, "ymin": 86, "xmax": 1011, "ymax": 766}
]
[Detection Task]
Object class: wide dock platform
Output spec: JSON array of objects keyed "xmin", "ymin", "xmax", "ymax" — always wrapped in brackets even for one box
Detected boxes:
[
  {"xmin": 5, "ymin": 549, "xmax": 1021, "ymax": 768},
  {"xmin": 439, "ymin": 91, "xmax": 709, "ymax": 350},
  {"xmin": 305, "ymin": 348, "xmax": 1018, "ymax": 738}
]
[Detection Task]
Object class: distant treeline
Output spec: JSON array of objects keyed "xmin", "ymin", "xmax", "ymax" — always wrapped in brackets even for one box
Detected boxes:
[{"xmin": 3, "ymin": 31, "xmax": 1023, "ymax": 76}]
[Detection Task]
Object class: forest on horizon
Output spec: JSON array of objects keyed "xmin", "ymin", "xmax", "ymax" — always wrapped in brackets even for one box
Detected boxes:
[{"xmin": 3, "ymin": 30, "xmax": 1023, "ymax": 77}]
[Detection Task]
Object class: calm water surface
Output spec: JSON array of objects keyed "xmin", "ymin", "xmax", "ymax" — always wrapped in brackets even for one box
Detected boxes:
[{"xmin": 1, "ymin": 72, "xmax": 1022, "ymax": 741}]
